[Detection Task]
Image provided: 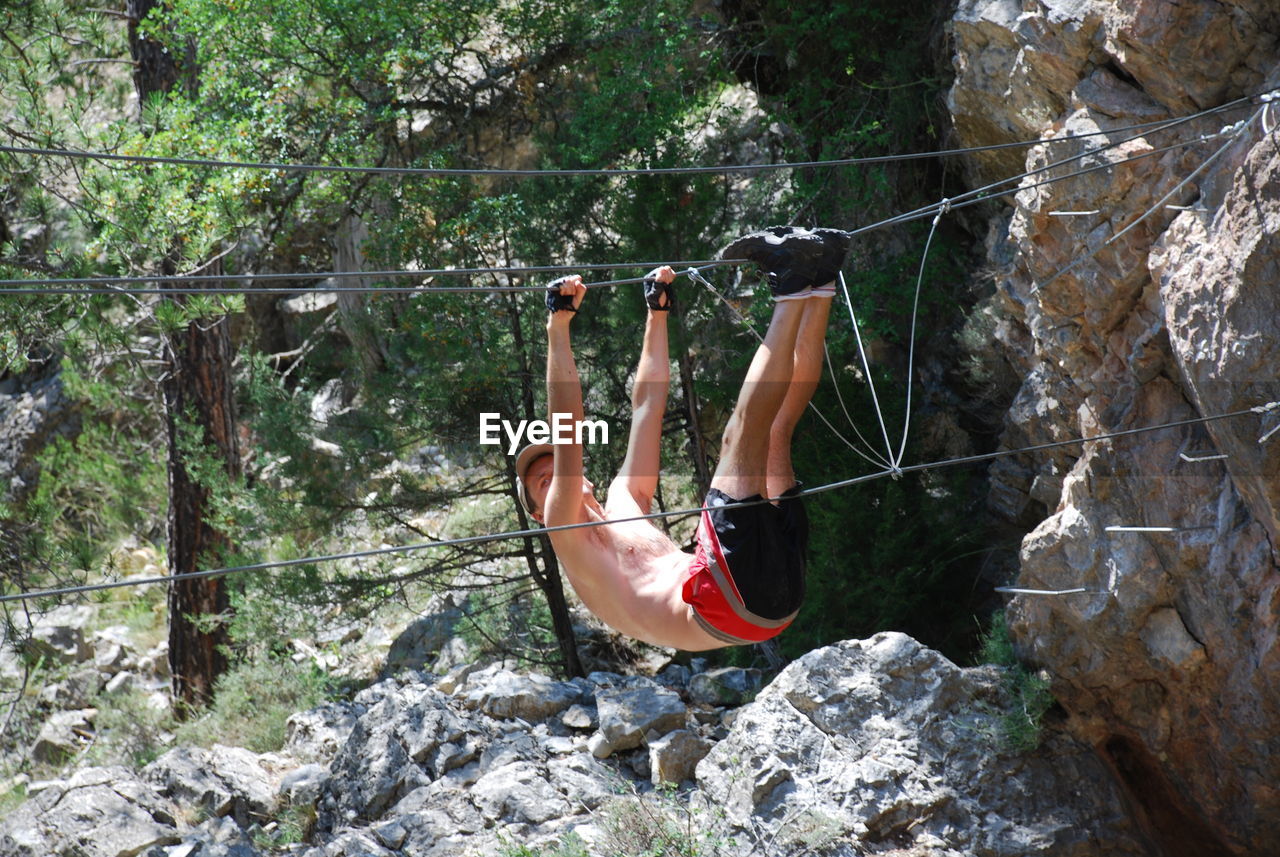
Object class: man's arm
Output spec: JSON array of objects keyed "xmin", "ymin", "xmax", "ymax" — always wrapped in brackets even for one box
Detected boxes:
[
  {"xmin": 612, "ymin": 266, "xmax": 673, "ymax": 512},
  {"xmin": 543, "ymin": 275, "xmax": 588, "ymax": 528}
]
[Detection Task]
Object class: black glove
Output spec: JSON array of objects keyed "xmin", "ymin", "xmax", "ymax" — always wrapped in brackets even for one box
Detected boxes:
[
  {"xmin": 545, "ymin": 276, "xmax": 578, "ymax": 314},
  {"xmin": 643, "ymin": 273, "xmax": 675, "ymax": 311}
]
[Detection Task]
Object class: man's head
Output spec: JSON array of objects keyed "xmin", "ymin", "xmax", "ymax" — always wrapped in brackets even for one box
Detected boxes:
[{"xmin": 515, "ymin": 443, "xmax": 555, "ymax": 522}]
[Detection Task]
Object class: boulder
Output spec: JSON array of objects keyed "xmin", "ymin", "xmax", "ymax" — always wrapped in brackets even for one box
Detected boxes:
[
  {"xmin": 696, "ymin": 634, "xmax": 1149, "ymax": 856},
  {"xmin": 308, "ymin": 670, "xmax": 632, "ymax": 856},
  {"xmin": 545, "ymin": 754, "xmax": 617, "ymax": 811},
  {"xmin": 469, "ymin": 760, "xmax": 570, "ymax": 825},
  {"xmin": 318, "ymin": 678, "xmax": 487, "ymax": 825},
  {"xmin": 32, "ymin": 708, "xmax": 96, "ymax": 763},
  {"xmin": 104, "ymin": 669, "xmax": 136, "ymax": 695},
  {"xmin": 561, "ymin": 703, "xmax": 597, "ymax": 730},
  {"xmin": 284, "ymin": 700, "xmax": 360, "ymax": 763},
  {"xmin": 458, "ymin": 667, "xmax": 586, "ymax": 721},
  {"xmin": 381, "ymin": 594, "xmax": 463, "ymax": 675},
  {"xmin": 26, "ymin": 604, "xmax": 95, "ymax": 664},
  {"xmin": 300, "ymin": 828, "xmax": 396, "ymax": 857},
  {"xmin": 589, "ymin": 685, "xmax": 687, "ymax": 758},
  {"xmin": 279, "ymin": 763, "xmax": 330, "ymax": 808},
  {"xmin": 648, "ymin": 729, "xmax": 712, "ymax": 785},
  {"xmin": 142, "ymin": 816, "xmax": 263, "ymax": 857},
  {"xmin": 92, "ymin": 624, "xmax": 137, "ymax": 674},
  {"xmin": 37, "ymin": 666, "xmax": 103, "ymax": 709},
  {"xmin": 0, "ymin": 766, "xmax": 179, "ymax": 857},
  {"xmin": 139, "ymin": 640, "xmax": 171, "ymax": 679},
  {"xmin": 144, "ymin": 745, "xmax": 284, "ymax": 828}
]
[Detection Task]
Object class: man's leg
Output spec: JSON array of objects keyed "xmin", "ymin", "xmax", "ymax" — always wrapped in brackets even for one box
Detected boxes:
[
  {"xmin": 709, "ymin": 299, "xmax": 807, "ymax": 500},
  {"xmin": 711, "ymin": 225, "xmax": 848, "ymax": 500},
  {"xmin": 766, "ymin": 296, "xmax": 833, "ymax": 498}
]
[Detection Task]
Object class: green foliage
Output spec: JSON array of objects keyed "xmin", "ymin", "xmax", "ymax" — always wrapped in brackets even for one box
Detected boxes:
[
  {"xmin": 86, "ymin": 683, "xmax": 174, "ymax": 769},
  {"xmin": 254, "ymin": 803, "xmax": 316, "ymax": 850},
  {"xmin": 31, "ymin": 420, "xmax": 166, "ymax": 547},
  {"xmin": 458, "ymin": 576, "xmax": 560, "ymax": 669},
  {"xmin": 1, "ymin": 0, "xmax": 988, "ymax": 679},
  {"xmin": 975, "ymin": 611, "xmax": 1056, "ymax": 752},
  {"xmin": 500, "ymin": 832, "xmax": 591, "ymax": 857},
  {"xmin": 598, "ymin": 785, "xmax": 731, "ymax": 857},
  {"xmin": 173, "ymin": 655, "xmax": 335, "ymax": 753}
]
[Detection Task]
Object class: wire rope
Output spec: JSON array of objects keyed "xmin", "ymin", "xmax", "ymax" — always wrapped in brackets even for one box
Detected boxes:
[
  {"xmin": 3, "ymin": 91, "xmax": 1275, "ymax": 607},
  {"xmin": 0, "ymin": 94, "xmax": 1253, "ymax": 180},
  {"xmin": 891, "ymin": 199, "xmax": 948, "ymax": 470},
  {"xmin": 0, "ymin": 101, "xmax": 1257, "ymax": 297},
  {"xmin": 834, "ymin": 269, "xmax": 898, "ymax": 468},
  {"xmin": 684, "ymin": 266, "xmax": 893, "ymax": 470},
  {"xmin": 3, "ymin": 401, "xmax": 1274, "ymax": 605},
  {"xmin": 0, "ymin": 135, "xmax": 1227, "ymax": 298}
]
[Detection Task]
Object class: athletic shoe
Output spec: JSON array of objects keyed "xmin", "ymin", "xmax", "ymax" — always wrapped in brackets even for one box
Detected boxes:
[{"xmin": 718, "ymin": 226, "xmax": 849, "ymax": 299}]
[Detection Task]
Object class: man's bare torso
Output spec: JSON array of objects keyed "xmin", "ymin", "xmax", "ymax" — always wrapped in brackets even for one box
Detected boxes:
[{"xmin": 547, "ymin": 491, "xmax": 727, "ymax": 651}]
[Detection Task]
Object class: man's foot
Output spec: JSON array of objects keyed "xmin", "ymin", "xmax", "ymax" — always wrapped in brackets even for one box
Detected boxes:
[{"xmin": 719, "ymin": 226, "xmax": 849, "ymax": 299}]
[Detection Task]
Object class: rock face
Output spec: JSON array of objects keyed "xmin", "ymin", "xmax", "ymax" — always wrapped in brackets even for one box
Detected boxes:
[
  {"xmin": 0, "ymin": 369, "xmax": 78, "ymax": 501},
  {"xmin": 0, "ymin": 767, "xmax": 180, "ymax": 857},
  {"xmin": 950, "ymin": 1, "xmax": 1280, "ymax": 853},
  {"xmin": 697, "ymin": 634, "xmax": 1147, "ymax": 856}
]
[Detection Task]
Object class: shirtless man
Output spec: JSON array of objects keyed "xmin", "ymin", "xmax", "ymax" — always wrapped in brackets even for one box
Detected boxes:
[{"xmin": 515, "ymin": 227, "xmax": 849, "ymax": 650}]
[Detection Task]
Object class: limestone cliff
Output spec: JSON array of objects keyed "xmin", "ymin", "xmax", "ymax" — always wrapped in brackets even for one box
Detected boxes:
[{"xmin": 949, "ymin": 1, "xmax": 1280, "ymax": 854}]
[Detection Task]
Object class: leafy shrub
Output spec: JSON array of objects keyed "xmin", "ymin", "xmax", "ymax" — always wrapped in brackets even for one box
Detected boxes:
[
  {"xmin": 174, "ymin": 655, "xmax": 334, "ymax": 753},
  {"xmin": 976, "ymin": 611, "xmax": 1056, "ymax": 752}
]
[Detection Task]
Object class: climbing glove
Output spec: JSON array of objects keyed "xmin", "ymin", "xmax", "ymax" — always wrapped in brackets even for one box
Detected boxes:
[
  {"xmin": 545, "ymin": 276, "xmax": 578, "ymax": 314},
  {"xmin": 643, "ymin": 272, "xmax": 675, "ymax": 311}
]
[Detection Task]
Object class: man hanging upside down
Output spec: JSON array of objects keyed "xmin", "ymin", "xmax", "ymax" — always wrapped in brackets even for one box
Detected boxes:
[{"xmin": 514, "ymin": 227, "xmax": 849, "ymax": 650}]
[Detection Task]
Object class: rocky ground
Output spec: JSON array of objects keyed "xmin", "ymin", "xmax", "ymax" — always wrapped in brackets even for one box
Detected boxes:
[{"xmin": 0, "ymin": 595, "xmax": 1152, "ymax": 857}]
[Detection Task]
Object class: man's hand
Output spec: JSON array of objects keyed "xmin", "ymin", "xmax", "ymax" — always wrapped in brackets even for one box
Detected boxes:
[
  {"xmin": 546, "ymin": 275, "xmax": 586, "ymax": 318},
  {"xmin": 643, "ymin": 265, "xmax": 676, "ymax": 311}
]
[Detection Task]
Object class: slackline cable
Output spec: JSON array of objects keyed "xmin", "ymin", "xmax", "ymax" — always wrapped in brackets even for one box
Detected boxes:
[
  {"xmin": 2, "ymin": 401, "xmax": 1275, "ymax": 605},
  {"xmin": 0, "ymin": 93, "xmax": 1256, "ymax": 179},
  {"xmin": 0, "ymin": 92, "xmax": 1267, "ymax": 296}
]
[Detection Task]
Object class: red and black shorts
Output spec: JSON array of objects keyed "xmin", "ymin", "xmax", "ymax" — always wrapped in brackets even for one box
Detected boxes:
[{"xmin": 681, "ymin": 486, "xmax": 808, "ymax": 646}]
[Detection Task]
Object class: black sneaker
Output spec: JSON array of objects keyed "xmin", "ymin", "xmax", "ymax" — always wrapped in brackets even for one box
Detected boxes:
[{"xmin": 719, "ymin": 226, "xmax": 850, "ymax": 298}]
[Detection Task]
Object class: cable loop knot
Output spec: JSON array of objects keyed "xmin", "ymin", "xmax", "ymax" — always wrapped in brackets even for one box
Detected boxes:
[
  {"xmin": 1216, "ymin": 119, "xmax": 1246, "ymax": 138},
  {"xmin": 683, "ymin": 266, "xmax": 714, "ymax": 290}
]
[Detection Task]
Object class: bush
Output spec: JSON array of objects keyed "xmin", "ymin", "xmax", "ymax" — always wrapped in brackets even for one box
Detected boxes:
[
  {"xmin": 976, "ymin": 611, "xmax": 1056, "ymax": 752},
  {"xmin": 174, "ymin": 655, "xmax": 335, "ymax": 753},
  {"xmin": 598, "ymin": 786, "xmax": 731, "ymax": 857}
]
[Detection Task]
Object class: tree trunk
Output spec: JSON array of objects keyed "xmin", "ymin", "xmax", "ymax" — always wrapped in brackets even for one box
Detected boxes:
[
  {"xmin": 674, "ymin": 314, "xmax": 712, "ymax": 500},
  {"xmin": 161, "ymin": 262, "xmax": 240, "ymax": 707},
  {"xmin": 129, "ymin": 0, "xmax": 238, "ymax": 709},
  {"xmin": 333, "ymin": 214, "xmax": 389, "ymax": 378}
]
